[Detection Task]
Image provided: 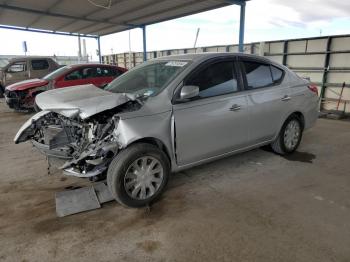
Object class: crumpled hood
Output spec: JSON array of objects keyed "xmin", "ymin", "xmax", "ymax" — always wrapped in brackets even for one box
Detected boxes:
[
  {"xmin": 6, "ymin": 78, "xmax": 49, "ymax": 91},
  {"xmin": 35, "ymin": 84, "xmax": 135, "ymax": 119}
]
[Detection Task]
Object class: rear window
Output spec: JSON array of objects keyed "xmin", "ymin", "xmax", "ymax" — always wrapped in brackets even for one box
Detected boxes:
[
  {"xmin": 31, "ymin": 59, "xmax": 49, "ymax": 70},
  {"xmin": 96, "ymin": 67, "xmax": 122, "ymax": 77},
  {"xmin": 271, "ymin": 65, "xmax": 284, "ymax": 82},
  {"xmin": 242, "ymin": 61, "xmax": 273, "ymax": 89}
]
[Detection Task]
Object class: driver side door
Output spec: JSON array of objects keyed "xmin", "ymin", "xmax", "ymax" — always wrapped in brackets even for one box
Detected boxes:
[{"xmin": 173, "ymin": 59, "xmax": 250, "ymax": 166}]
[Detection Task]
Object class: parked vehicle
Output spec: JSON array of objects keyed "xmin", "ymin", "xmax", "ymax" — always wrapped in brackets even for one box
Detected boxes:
[
  {"xmin": 4, "ymin": 64, "xmax": 127, "ymax": 110},
  {"xmin": 14, "ymin": 53, "xmax": 319, "ymax": 208},
  {"xmin": 0, "ymin": 57, "xmax": 59, "ymax": 97}
]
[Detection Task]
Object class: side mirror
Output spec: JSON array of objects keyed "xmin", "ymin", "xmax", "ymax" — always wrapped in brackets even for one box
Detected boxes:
[{"xmin": 179, "ymin": 85, "xmax": 199, "ymax": 100}]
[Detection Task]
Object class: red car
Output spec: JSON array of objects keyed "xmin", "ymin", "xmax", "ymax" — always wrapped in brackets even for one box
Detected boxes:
[{"xmin": 4, "ymin": 64, "xmax": 127, "ymax": 110}]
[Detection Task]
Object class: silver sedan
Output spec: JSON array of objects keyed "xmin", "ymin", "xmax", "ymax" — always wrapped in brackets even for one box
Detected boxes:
[{"xmin": 15, "ymin": 53, "xmax": 319, "ymax": 207}]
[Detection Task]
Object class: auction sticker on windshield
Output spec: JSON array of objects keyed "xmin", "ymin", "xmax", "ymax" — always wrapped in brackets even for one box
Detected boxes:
[{"xmin": 165, "ymin": 61, "xmax": 188, "ymax": 67}]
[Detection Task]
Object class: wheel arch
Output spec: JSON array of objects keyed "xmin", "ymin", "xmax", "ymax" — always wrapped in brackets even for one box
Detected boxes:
[
  {"xmin": 127, "ymin": 137, "xmax": 172, "ymax": 168},
  {"xmin": 274, "ymin": 111, "xmax": 305, "ymax": 141},
  {"xmin": 290, "ymin": 111, "xmax": 305, "ymax": 130}
]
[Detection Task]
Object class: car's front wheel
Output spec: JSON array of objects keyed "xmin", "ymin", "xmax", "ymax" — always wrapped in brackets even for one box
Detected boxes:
[
  {"xmin": 271, "ymin": 115, "xmax": 303, "ymax": 155},
  {"xmin": 107, "ymin": 143, "xmax": 170, "ymax": 208}
]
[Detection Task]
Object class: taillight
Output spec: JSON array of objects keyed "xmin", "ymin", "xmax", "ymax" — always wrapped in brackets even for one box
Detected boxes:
[{"xmin": 308, "ymin": 84, "xmax": 318, "ymax": 96}]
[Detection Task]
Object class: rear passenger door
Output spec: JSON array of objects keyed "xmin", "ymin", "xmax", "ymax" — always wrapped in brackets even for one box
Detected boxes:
[
  {"xmin": 239, "ymin": 58, "xmax": 291, "ymax": 144},
  {"xmin": 173, "ymin": 58, "xmax": 250, "ymax": 166}
]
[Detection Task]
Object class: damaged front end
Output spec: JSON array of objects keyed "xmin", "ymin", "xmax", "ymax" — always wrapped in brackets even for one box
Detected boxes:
[{"xmin": 14, "ymin": 100, "xmax": 141, "ymax": 179}]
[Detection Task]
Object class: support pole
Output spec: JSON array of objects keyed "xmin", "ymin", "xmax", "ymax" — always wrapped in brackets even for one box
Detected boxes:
[
  {"xmin": 78, "ymin": 35, "xmax": 82, "ymax": 63},
  {"xmin": 141, "ymin": 25, "xmax": 147, "ymax": 61},
  {"xmin": 97, "ymin": 36, "xmax": 102, "ymax": 63},
  {"xmin": 238, "ymin": 2, "xmax": 246, "ymax": 53},
  {"xmin": 319, "ymin": 36, "xmax": 332, "ymax": 111}
]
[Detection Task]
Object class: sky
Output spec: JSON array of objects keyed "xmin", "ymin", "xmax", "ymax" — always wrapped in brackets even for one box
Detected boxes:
[{"xmin": 1, "ymin": 0, "xmax": 350, "ymax": 61}]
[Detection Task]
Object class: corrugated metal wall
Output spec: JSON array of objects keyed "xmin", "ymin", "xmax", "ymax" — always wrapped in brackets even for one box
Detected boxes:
[{"xmin": 102, "ymin": 34, "xmax": 350, "ymax": 113}]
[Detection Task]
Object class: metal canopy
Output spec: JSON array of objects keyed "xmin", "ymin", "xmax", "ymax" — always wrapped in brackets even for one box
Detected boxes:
[{"xmin": 0, "ymin": 0, "xmax": 247, "ymax": 37}]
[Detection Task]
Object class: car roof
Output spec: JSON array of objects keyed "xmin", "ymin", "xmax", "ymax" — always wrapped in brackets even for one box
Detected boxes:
[
  {"xmin": 65, "ymin": 63, "xmax": 124, "ymax": 68},
  {"xmin": 9, "ymin": 56, "xmax": 54, "ymax": 62},
  {"xmin": 154, "ymin": 52, "xmax": 275, "ymax": 64}
]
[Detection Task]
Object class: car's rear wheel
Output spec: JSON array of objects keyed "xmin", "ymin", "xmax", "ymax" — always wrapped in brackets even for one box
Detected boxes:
[
  {"xmin": 107, "ymin": 143, "xmax": 170, "ymax": 208},
  {"xmin": 271, "ymin": 115, "xmax": 303, "ymax": 155}
]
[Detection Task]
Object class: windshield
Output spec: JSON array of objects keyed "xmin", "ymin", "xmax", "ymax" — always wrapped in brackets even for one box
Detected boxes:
[
  {"xmin": 43, "ymin": 65, "xmax": 71, "ymax": 80},
  {"xmin": 105, "ymin": 60, "xmax": 190, "ymax": 96}
]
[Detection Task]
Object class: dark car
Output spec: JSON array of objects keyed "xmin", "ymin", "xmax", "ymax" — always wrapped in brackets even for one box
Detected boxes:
[{"xmin": 4, "ymin": 63, "xmax": 127, "ymax": 110}]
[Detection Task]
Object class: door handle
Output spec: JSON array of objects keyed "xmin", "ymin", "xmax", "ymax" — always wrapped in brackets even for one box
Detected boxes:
[
  {"xmin": 229, "ymin": 104, "xmax": 241, "ymax": 111},
  {"xmin": 281, "ymin": 95, "xmax": 291, "ymax": 101}
]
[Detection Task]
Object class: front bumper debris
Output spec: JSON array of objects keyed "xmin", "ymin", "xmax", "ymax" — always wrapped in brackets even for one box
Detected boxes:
[{"xmin": 4, "ymin": 90, "xmax": 32, "ymax": 110}]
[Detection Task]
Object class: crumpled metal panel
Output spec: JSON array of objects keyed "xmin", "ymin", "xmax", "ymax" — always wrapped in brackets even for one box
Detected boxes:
[
  {"xmin": 55, "ymin": 186, "xmax": 101, "ymax": 217},
  {"xmin": 55, "ymin": 182, "xmax": 114, "ymax": 217}
]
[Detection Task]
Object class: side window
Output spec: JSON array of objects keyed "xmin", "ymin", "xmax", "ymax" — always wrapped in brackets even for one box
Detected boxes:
[
  {"xmin": 96, "ymin": 67, "xmax": 103, "ymax": 77},
  {"xmin": 81, "ymin": 67, "xmax": 97, "ymax": 79},
  {"xmin": 65, "ymin": 69, "xmax": 82, "ymax": 80},
  {"xmin": 242, "ymin": 61, "xmax": 273, "ymax": 89},
  {"xmin": 271, "ymin": 65, "xmax": 284, "ymax": 83},
  {"xmin": 96, "ymin": 67, "xmax": 121, "ymax": 77},
  {"xmin": 7, "ymin": 61, "xmax": 26, "ymax": 73},
  {"xmin": 31, "ymin": 59, "xmax": 49, "ymax": 70},
  {"xmin": 186, "ymin": 61, "xmax": 238, "ymax": 98}
]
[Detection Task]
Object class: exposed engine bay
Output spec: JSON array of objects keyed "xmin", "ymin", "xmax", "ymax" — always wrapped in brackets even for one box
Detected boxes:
[{"xmin": 17, "ymin": 100, "xmax": 141, "ymax": 179}]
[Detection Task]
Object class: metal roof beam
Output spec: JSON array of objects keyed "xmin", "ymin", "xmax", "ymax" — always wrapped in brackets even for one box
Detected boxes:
[
  {"xmin": 72, "ymin": 0, "xmax": 178, "ymax": 35},
  {"xmin": 126, "ymin": 0, "xmax": 211, "ymax": 24},
  {"xmin": 100, "ymin": 3, "xmax": 231, "ymax": 36},
  {"xmin": 0, "ymin": 25, "xmax": 98, "ymax": 38},
  {"xmin": 88, "ymin": 0, "xmax": 214, "ymax": 35},
  {"xmin": 0, "ymin": 3, "xmax": 123, "ymax": 27},
  {"xmin": 53, "ymin": 0, "xmax": 128, "ymax": 32},
  {"xmin": 26, "ymin": 0, "xmax": 63, "ymax": 28},
  {"xmin": 224, "ymin": 0, "xmax": 247, "ymax": 5},
  {"xmin": 105, "ymin": 0, "xmax": 169, "ymax": 22}
]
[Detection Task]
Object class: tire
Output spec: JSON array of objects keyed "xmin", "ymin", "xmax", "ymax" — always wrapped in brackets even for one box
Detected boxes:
[
  {"xmin": 107, "ymin": 143, "xmax": 170, "ymax": 208},
  {"xmin": 271, "ymin": 115, "xmax": 303, "ymax": 155}
]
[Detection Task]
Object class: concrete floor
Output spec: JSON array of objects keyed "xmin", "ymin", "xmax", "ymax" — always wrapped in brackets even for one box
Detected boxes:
[{"xmin": 0, "ymin": 99, "xmax": 350, "ymax": 262}]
